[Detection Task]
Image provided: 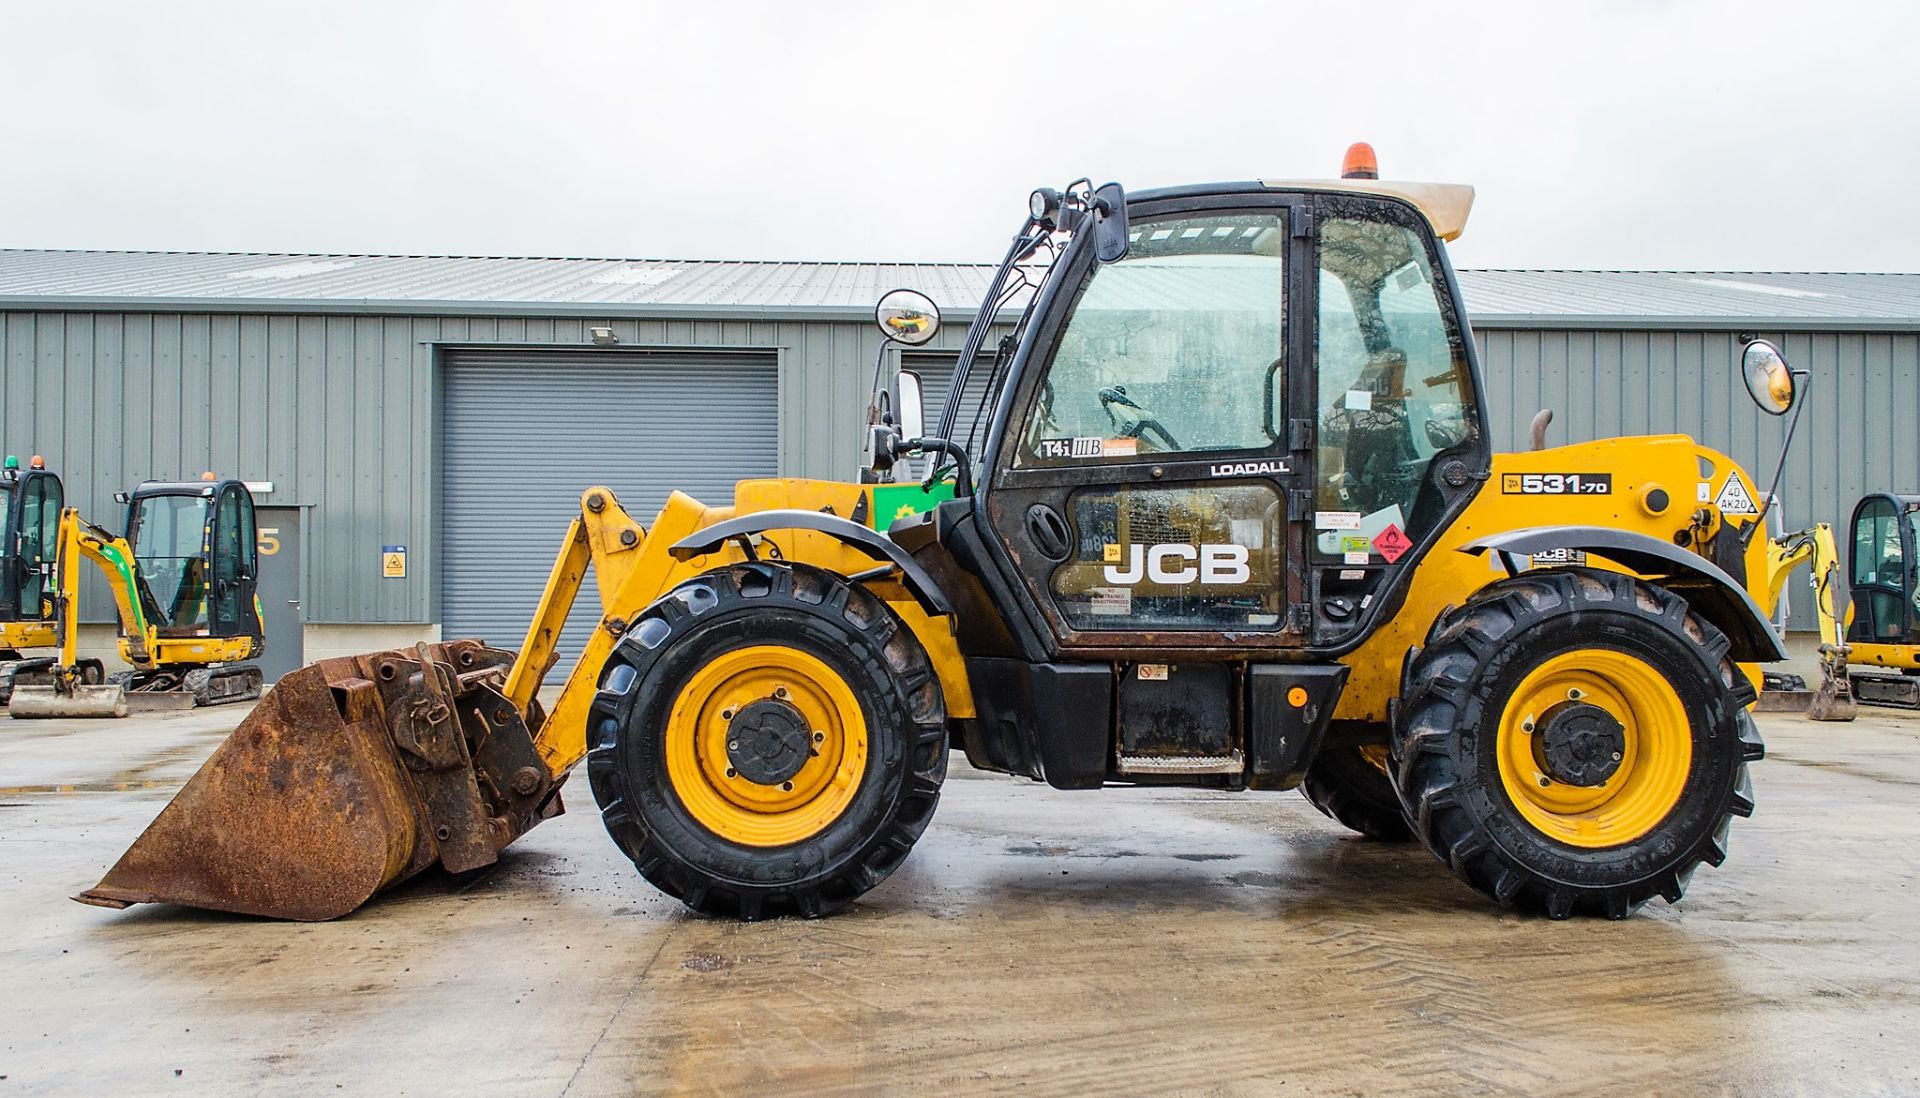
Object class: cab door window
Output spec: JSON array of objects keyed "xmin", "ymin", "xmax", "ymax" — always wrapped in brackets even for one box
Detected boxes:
[
  {"xmin": 19, "ymin": 475, "xmax": 61, "ymax": 620},
  {"xmin": 211, "ymin": 487, "xmax": 247, "ymax": 632},
  {"xmin": 1313, "ymin": 214, "xmax": 1475, "ymax": 559},
  {"xmin": 1016, "ymin": 212, "xmax": 1287, "ymax": 465}
]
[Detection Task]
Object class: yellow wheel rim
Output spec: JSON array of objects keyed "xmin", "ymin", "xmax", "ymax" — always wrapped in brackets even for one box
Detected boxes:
[
  {"xmin": 1496, "ymin": 650, "xmax": 1692, "ymax": 849},
  {"xmin": 664, "ymin": 645, "xmax": 868, "ymax": 847}
]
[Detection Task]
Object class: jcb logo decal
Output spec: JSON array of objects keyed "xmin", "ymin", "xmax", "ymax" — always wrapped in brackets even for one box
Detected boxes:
[{"xmin": 1103, "ymin": 544, "xmax": 1251, "ymax": 585}]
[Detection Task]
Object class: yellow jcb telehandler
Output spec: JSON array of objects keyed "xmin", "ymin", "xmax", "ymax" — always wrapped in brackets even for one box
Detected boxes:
[{"xmin": 82, "ymin": 147, "xmax": 1797, "ymax": 922}]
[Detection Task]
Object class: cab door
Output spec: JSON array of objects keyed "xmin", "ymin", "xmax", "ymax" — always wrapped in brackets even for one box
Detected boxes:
[
  {"xmin": 14, "ymin": 471, "xmax": 63, "ymax": 623},
  {"xmin": 981, "ymin": 200, "xmax": 1310, "ymax": 655},
  {"xmin": 208, "ymin": 483, "xmax": 262, "ymax": 641}
]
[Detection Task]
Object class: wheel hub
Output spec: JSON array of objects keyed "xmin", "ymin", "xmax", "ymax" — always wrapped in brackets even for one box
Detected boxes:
[
  {"xmin": 1538, "ymin": 701, "xmax": 1626, "ymax": 787},
  {"xmin": 725, "ymin": 698, "xmax": 813, "ymax": 786}
]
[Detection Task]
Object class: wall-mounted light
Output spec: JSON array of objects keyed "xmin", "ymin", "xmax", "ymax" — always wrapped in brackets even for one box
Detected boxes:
[{"xmin": 590, "ymin": 326, "xmax": 619, "ymax": 346}]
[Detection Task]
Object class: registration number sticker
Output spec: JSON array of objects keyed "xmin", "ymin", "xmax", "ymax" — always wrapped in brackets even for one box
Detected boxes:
[{"xmin": 1501, "ymin": 473, "xmax": 1612, "ymax": 495}]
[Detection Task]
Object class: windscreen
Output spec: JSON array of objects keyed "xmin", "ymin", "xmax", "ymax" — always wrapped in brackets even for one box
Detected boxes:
[{"xmin": 133, "ymin": 493, "xmax": 211, "ymax": 629}]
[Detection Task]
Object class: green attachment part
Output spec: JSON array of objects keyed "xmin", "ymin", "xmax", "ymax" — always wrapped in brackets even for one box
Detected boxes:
[{"xmin": 869, "ymin": 480, "xmax": 956, "ymax": 531}]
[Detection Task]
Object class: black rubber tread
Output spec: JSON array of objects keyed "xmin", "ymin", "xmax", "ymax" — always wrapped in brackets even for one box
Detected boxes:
[
  {"xmin": 1390, "ymin": 567, "xmax": 1763, "ymax": 920},
  {"xmin": 1299, "ymin": 741, "xmax": 1413, "ymax": 842},
  {"xmin": 586, "ymin": 561, "xmax": 947, "ymax": 921}
]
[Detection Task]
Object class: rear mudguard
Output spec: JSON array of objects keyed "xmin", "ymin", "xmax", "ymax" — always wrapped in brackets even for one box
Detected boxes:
[{"xmin": 1461, "ymin": 526, "xmax": 1786, "ymax": 663}]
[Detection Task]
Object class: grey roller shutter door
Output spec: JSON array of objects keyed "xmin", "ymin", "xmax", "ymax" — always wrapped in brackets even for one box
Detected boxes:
[
  {"xmin": 905, "ymin": 351, "xmax": 998, "ymax": 478},
  {"xmin": 440, "ymin": 350, "xmax": 778, "ymax": 674}
]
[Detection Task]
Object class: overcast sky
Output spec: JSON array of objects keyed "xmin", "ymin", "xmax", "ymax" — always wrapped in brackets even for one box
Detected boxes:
[{"xmin": 5, "ymin": 1, "xmax": 1915, "ymax": 272}]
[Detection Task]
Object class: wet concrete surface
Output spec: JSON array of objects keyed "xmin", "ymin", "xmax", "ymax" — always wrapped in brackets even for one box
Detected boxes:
[{"xmin": 2, "ymin": 706, "xmax": 1918, "ymax": 1096}]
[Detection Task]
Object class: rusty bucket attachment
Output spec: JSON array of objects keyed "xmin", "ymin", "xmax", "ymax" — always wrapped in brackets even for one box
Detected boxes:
[{"xmin": 75, "ymin": 640, "xmax": 563, "ymax": 920}]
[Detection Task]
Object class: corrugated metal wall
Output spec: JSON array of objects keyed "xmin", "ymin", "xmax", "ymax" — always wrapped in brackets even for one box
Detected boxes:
[
  {"xmin": 1474, "ymin": 327, "xmax": 1920, "ymax": 625},
  {"xmin": 2, "ymin": 304, "xmax": 1904, "ymax": 633},
  {"xmin": 0, "ymin": 311, "xmax": 983, "ymax": 624}
]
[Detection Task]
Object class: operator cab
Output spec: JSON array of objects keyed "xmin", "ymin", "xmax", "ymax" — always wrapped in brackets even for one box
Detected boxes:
[
  {"xmin": 1845, "ymin": 492, "xmax": 1920, "ymax": 645},
  {"xmin": 0, "ymin": 455, "xmax": 64, "ymax": 628},
  {"xmin": 871, "ymin": 147, "xmax": 1490, "ymax": 788},
  {"xmin": 122, "ymin": 475, "xmax": 262, "ymax": 642}
]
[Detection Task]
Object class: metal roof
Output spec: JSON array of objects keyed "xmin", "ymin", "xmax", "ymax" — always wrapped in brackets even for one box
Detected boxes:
[{"xmin": 0, "ymin": 249, "xmax": 1915, "ymax": 330}]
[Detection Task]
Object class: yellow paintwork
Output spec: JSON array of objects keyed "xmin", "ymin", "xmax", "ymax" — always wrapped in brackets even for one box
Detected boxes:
[
  {"xmin": 1495, "ymin": 649, "xmax": 1691, "ymax": 848},
  {"xmin": 517, "ymin": 437, "xmax": 1774, "ymax": 783},
  {"xmin": 519, "ymin": 480, "xmax": 973, "ymax": 778},
  {"xmin": 0, "ymin": 620, "xmax": 56, "ymax": 651},
  {"xmin": 665, "ymin": 644, "xmax": 868, "ymax": 846},
  {"xmin": 1333, "ymin": 435, "xmax": 1772, "ymax": 723},
  {"xmin": 1847, "ymin": 642, "xmax": 1920, "ymax": 670}
]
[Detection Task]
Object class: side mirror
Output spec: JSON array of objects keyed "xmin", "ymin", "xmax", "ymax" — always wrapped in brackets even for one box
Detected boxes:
[
  {"xmin": 897, "ymin": 370, "xmax": 925, "ymax": 441},
  {"xmin": 1741, "ymin": 339, "xmax": 1797, "ymax": 415},
  {"xmin": 875, "ymin": 289, "xmax": 941, "ymax": 346},
  {"xmin": 1091, "ymin": 182, "xmax": 1128, "ymax": 263}
]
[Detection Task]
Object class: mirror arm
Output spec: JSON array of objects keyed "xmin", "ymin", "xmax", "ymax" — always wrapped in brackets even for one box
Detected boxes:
[
  {"xmin": 1743, "ymin": 368, "xmax": 1812, "ymax": 547},
  {"xmin": 896, "ymin": 437, "xmax": 973, "ymax": 499}
]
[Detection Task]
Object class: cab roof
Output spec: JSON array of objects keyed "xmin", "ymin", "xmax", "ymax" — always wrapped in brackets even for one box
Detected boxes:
[
  {"xmin": 1129, "ymin": 179, "xmax": 1475, "ymax": 242},
  {"xmin": 1257, "ymin": 179, "xmax": 1475, "ymax": 241}
]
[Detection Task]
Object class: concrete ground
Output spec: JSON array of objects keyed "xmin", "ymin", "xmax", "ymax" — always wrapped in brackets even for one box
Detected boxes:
[{"xmin": 2, "ymin": 705, "xmax": 1917, "ymax": 1097}]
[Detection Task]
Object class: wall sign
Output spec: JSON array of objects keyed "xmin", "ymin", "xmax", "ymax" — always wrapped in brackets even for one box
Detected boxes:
[{"xmin": 382, "ymin": 545, "xmax": 407, "ymax": 578}]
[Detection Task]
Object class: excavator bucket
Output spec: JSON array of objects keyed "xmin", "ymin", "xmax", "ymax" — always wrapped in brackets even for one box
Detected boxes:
[
  {"xmin": 74, "ymin": 639, "xmax": 563, "ymax": 920},
  {"xmin": 8, "ymin": 682, "xmax": 130, "ymax": 719}
]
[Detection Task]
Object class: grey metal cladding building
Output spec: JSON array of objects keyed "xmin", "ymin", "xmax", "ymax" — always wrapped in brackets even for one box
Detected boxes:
[{"xmin": 0, "ymin": 250, "xmax": 1914, "ymax": 675}]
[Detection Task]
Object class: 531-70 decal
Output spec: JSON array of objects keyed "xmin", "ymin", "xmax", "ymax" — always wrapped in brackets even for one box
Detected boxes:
[{"xmin": 1501, "ymin": 473, "xmax": 1612, "ymax": 495}]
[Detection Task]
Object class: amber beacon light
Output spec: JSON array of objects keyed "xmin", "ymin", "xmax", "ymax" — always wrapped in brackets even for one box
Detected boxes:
[{"xmin": 1341, "ymin": 142, "xmax": 1379, "ymax": 179}]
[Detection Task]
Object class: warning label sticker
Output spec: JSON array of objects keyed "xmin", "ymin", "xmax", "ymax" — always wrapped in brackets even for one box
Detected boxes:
[
  {"xmin": 1715, "ymin": 474, "xmax": 1759, "ymax": 515},
  {"xmin": 1372, "ymin": 524, "xmax": 1412, "ymax": 563},
  {"xmin": 1090, "ymin": 587, "xmax": 1132, "ymax": 616}
]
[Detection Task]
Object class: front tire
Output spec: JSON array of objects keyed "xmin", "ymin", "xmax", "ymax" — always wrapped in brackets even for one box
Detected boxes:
[
  {"xmin": 1393, "ymin": 568, "xmax": 1763, "ymax": 919},
  {"xmin": 587, "ymin": 561, "xmax": 947, "ymax": 920}
]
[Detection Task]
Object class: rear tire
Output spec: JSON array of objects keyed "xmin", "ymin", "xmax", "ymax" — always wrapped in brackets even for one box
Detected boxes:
[
  {"xmin": 587, "ymin": 561, "xmax": 947, "ymax": 920},
  {"xmin": 1299, "ymin": 740, "xmax": 1412, "ymax": 841},
  {"xmin": 1392, "ymin": 568, "xmax": 1763, "ymax": 919}
]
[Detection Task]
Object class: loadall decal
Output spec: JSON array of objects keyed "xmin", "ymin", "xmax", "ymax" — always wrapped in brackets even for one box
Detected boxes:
[
  {"xmin": 1102, "ymin": 543, "xmax": 1253, "ymax": 585},
  {"xmin": 1501, "ymin": 473, "xmax": 1613, "ymax": 495}
]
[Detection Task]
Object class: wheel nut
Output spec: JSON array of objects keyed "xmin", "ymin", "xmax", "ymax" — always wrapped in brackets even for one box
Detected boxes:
[
  {"xmin": 1568, "ymin": 688, "xmax": 1584, "ymax": 700},
  {"xmin": 728, "ymin": 741, "xmax": 739, "ymax": 751},
  {"xmin": 721, "ymin": 708, "xmax": 735, "ymax": 720},
  {"xmin": 812, "ymin": 731, "xmax": 825, "ymax": 743},
  {"xmin": 1537, "ymin": 775, "xmax": 1552, "ymax": 787},
  {"xmin": 1521, "ymin": 720, "xmax": 1536, "ymax": 734},
  {"xmin": 1611, "ymin": 751, "xmax": 1623, "ymax": 761},
  {"xmin": 775, "ymin": 687, "xmax": 789, "ymax": 700},
  {"xmin": 725, "ymin": 767, "xmax": 737, "ymax": 779},
  {"xmin": 781, "ymin": 781, "xmax": 794, "ymax": 792}
]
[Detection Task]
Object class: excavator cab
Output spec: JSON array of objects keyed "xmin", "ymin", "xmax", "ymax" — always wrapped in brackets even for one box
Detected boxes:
[
  {"xmin": 1, "ymin": 456, "xmax": 64, "ymax": 630},
  {"xmin": 1845, "ymin": 493, "xmax": 1920, "ymax": 645},
  {"xmin": 124, "ymin": 477, "xmax": 263, "ymax": 646}
]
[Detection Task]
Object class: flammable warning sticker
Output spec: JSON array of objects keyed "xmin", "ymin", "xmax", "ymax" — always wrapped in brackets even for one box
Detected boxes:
[{"xmin": 1372, "ymin": 523, "xmax": 1412, "ymax": 563}]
